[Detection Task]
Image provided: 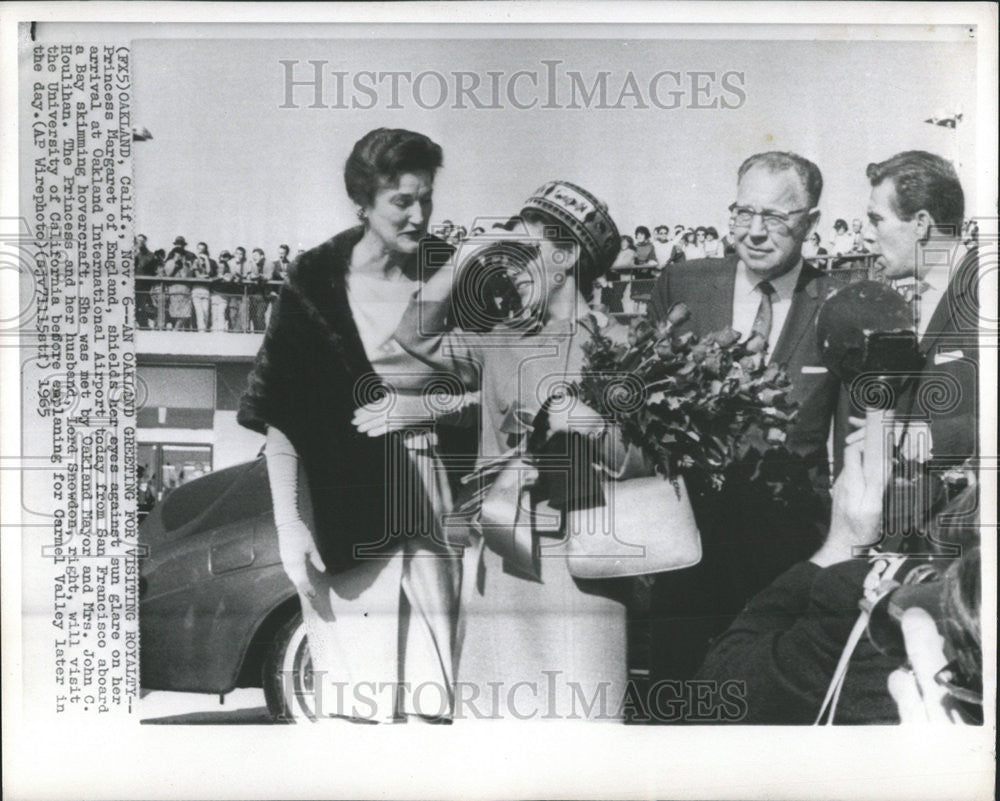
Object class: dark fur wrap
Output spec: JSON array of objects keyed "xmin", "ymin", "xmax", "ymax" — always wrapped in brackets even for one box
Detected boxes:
[{"xmin": 238, "ymin": 226, "xmax": 459, "ymax": 571}]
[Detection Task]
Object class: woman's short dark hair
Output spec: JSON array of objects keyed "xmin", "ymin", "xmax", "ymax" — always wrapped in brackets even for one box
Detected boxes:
[
  {"xmin": 866, "ymin": 150, "xmax": 965, "ymax": 234},
  {"xmin": 344, "ymin": 128, "xmax": 444, "ymax": 208},
  {"xmin": 518, "ymin": 208, "xmax": 602, "ymax": 298},
  {"xmin": 705, "ymin": 226, "xmax": 719, "ymax": 239},
  {"xmin": 833, "ymin": 218, "xmax": 848, "ymax": 232},
  {"xmin": 635, "ymin": 225, "xmax": 651, "ymax": 239},
  {"xmin": 621, "ymin": 235, "xmax": 635, "ymax": 249}
]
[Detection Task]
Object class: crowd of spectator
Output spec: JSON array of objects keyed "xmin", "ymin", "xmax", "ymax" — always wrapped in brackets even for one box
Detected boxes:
[
  {"xmin": 132, "ymin": 234, "xmax": 301, "ymax": 332},
  {"xmin": 603, "ymin": 217, "xmax": 885, "ymax": 278},
  {"xmin": 134, "ymin": 214, "xmax": 980, "ymax": 333}
]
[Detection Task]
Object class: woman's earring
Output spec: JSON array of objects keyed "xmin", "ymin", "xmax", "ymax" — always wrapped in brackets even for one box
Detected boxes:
[{"xmin": 357, "ymin": 208, "xmax": 367, "ymax": 222}]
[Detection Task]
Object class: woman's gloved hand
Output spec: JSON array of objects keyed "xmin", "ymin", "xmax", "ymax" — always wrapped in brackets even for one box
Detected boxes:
[{"xmin": 277, "ymin": 519, "xmax": 327, "ymax": 601}]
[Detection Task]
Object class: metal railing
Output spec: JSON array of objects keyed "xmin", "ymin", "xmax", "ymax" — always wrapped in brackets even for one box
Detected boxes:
[
  {"xmin": 135, "ymin": 276, "xmax": 283, "ymax": 333},
  {"xmin": 597, "ymin": 253, "xmax": 880, "ymax": 316},
  {"xmin": 135, "ymin": 254, "xmax": 883, "ymax": 330},
  {"xmin": 806, "ymin": 252, "xmax": 880, "ymax": 281}
]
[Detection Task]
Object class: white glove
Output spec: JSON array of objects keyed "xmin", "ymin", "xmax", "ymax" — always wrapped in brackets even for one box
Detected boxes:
[{"xmin": 265, "ymin": 426, "xmax": 327, "ymax": 599}]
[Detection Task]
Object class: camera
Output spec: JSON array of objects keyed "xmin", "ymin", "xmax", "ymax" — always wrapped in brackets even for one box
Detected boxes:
[
  {"xmin": 816, "ymin": 280, "xmax": 924, "ymax": 404},
  {"xmin": 423, "ymin": 218, "xmax": 577, "ymax": 333},
  {"xmin": 862, "ymin": 547, "xmax": 982, "ymax": 720}
]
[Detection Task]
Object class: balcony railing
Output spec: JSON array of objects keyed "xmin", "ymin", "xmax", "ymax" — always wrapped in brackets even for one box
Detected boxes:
[
  {"xmin": 136, "ymin": 254, "xmax": 882, "ymax": 330},
  {"xmin": 135, "ymin": 276, "xmax": 283, "ymax": 333},
  {"xmin": 599, "ymin": 253, "xmax": 880, "ymax": 315}
]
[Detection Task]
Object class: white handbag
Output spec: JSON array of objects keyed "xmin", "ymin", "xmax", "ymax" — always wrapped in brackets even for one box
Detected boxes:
[{"xmin": 565, "ymin": 465, "xmax": 702, "ymax": 580}]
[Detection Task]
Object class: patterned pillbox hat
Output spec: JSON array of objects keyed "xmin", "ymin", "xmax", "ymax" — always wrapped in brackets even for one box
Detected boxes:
[{"xmin": 521, "ymin": 180, "xmax": 620, "ymax": 274}]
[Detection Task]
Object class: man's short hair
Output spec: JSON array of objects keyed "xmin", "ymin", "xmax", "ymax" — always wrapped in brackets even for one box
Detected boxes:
[
  {"xmin": 279, "ymin": 243, "xmax": 289, "ymax": 252},
  {"xmin": 737, "ymin": 151, "xmax": 823, "ymax": 209},
  {"xmin": 635, "ymin": 225, "xmax": 651, "ymax": 238},
  {"xmin": 252, "ymin": 248, "xmax": 264, "ymax": 256},
  {"xmin": 866, "ymin": 150, "xmax": 964, "ymax": 234},
  {"xmin": 654, "ymin": 225, "xmax": 668, "ymax": 234}
]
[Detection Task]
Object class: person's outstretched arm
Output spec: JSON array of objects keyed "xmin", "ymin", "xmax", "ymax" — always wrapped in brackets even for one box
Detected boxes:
[
  {"xmin": 394, "ymin": 254, "xmax": 482, "ymax": 390},
  {"xmin": 265, "ymin": 425, "xmax": 326, "ymax": 600}
]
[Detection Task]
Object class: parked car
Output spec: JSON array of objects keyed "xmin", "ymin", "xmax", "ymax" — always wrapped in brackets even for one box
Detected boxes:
[{"xmin": 139, "ymin": 457, "xmax": 316, "ymax": 721}]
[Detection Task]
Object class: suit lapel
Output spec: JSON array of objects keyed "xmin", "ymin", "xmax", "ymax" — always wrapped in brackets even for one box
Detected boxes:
[
  {"xmin": 919, "ymin": 252, "xmax": 978, "ymax": 357},
  {"xmin": 700, "ymin": 258, "xmax": 739, "ymax": 335},
  {"xmin": 769, "ymin": 267, "xmax": 822, "ymax": 366}
]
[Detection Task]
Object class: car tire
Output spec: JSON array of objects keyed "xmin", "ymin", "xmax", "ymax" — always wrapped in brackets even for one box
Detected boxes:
[{"xmin": 262, "ymin": 611, "xmax": 317, "ymax": 723}]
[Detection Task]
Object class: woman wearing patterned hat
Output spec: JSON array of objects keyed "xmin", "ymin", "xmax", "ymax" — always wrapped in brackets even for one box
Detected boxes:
[{"xmin": 389, "ymin": 180, "xmax": 633, "ymax": 720}]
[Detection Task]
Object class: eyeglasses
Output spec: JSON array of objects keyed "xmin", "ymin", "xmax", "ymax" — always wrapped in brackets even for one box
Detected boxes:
[{"xmin": 729, "ymin": 203, "xmax": 815, "ymax": 233}]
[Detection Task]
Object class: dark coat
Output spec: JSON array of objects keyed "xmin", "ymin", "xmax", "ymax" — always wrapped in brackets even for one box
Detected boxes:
[
  {"xmin": 646, "ymin": 256, "xmax": 844, "ymax": 681},
  {"xmin": 237, "ymin": 226, "xmax": 457, "ymax": 572},
  {"xmin": 900, "ymin": 250, "xmax": 980, "ymax": 465},
  {"xmin": 695, "ymin": 558, "xmax": 901, "ymax": 724},
  {"xmin": 649, "ymin": 255, "xmax": 842, "ymax": 470}
]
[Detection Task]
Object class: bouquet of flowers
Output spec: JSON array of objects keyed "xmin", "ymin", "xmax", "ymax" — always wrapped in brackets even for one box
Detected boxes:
[{"xmin": 576, "ymin": 303, "xmax": 800, "ymax": 491}]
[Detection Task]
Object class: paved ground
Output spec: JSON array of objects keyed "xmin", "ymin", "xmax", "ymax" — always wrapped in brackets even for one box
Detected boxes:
[{"xmin": 140, "ymin": 688, "xmax": 273, "ymax": 724}]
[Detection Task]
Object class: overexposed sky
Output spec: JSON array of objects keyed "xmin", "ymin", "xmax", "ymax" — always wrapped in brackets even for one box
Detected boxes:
[{"xmin": 132, "ymin": 35, "xmax": 977, "ymax": 255}]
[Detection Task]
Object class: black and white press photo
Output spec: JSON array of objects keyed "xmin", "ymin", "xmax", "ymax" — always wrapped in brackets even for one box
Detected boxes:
[{"xmin": 2, "ymin": 4, "xmax": 996, "ymax": 800}]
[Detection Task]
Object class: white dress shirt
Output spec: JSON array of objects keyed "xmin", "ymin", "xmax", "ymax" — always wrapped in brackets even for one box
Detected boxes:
[
  {"xmin": 732, "ymin": 259, "xmax": 804, "ymax": 358},
  {"xmin": 894, "ymin": 261, "xmax": 949, "ymax": 339}
]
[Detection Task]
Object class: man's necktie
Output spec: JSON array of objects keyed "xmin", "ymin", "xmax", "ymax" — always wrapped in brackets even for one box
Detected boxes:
[
  {"xmin": 751, "ymin": 280, "xmax": 775, "ymax": 351},
  {"xmin": 901, "ymin": 280, "xmax": 931, "ymax": 328}
]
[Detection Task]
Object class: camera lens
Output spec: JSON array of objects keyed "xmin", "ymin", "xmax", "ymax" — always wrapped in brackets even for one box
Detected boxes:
[{"xmin": 452, "ymin": 241, "xmax": 537, "ymax": 332}]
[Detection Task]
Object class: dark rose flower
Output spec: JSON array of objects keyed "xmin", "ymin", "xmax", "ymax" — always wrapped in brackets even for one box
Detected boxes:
[
  {"xmin": 703, "ymin": 352, "xmax": 727, "ymax": 376},
  {"xmin": 627, "ymin": 318, "xmax": 654, "ymax": 347},
  {"xmin": 744, "ymin": 332, "xmax": 767, "ymax": 354},
  {"xmin": 689, "ymin": 344, "xmax": 709, "ymax": 364},
  {"xmin": 759, "ymin": 388, "xmax": 788, "ymax": 405},
  {"xmin": 666, "ymin": 302, "xmax": 691, "ymax": 327},
  {"xmin": 705, "ymin": 328, "xmax": 740, "ymax": 348},
  {"xmin": 654, "ymin": 337, "xmax": 674, "ymax": 359}
]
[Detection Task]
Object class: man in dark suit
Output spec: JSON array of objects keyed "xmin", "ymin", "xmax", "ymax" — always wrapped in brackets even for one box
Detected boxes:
[
  {"xmin": 689, "ymin": 155, "xmax": 981, "ymax": 722},
  {"xmin": 862, "ymin": 150, "xmax": 978, "ymax": 468},
  {"xmin": 647, "ymin": 151, "xmax": 843, "ymax": 683}
]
